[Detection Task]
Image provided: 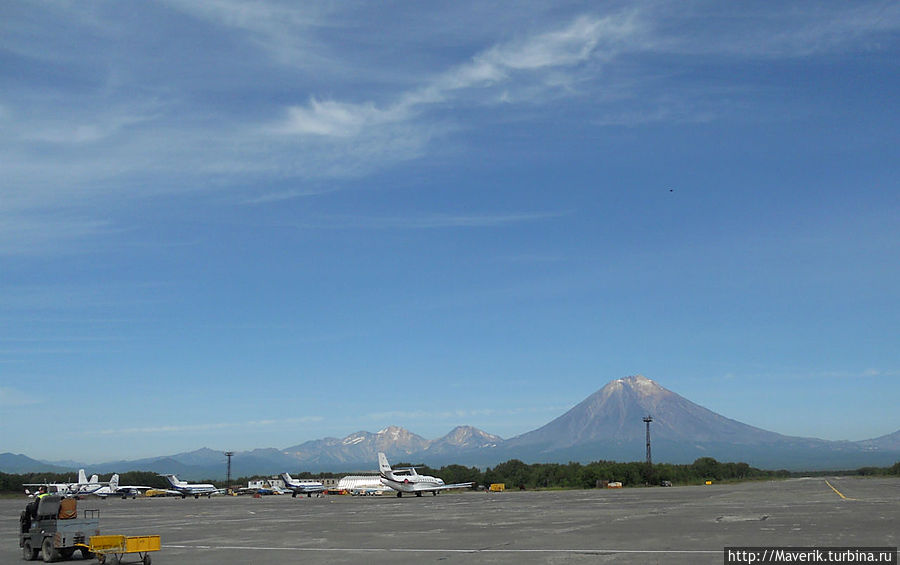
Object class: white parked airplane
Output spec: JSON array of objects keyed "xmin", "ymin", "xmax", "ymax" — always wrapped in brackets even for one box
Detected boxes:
[
  {"xmin": 74, "ymin": 469, "xmax": 105, "ymax": 495},
  {"xmin": 280, "ymin": 473, "xmax": 326, "ymax": 498},
  {"xmin": 78, "ymin": 469, "xmax": 99, "ymax": 486},
  {"xmin": 90, "ymin": 474, "xmax": 153, "ymax": 499},
  {"xmin": 24, "ymin": 469, "xmax": 106, "ymax": 497},
  {"xmin": 378, "ymin": 452, "xmax": 474, "ymax": 497},
  {"xmin": 159, "ymin": 474, "xmax": 219, "ymax": 498}
]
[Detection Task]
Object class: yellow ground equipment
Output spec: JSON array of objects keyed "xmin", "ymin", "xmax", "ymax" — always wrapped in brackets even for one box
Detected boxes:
[{"xmin": 86, "ymin": 534, "xmax": 160, "ymax": 565}]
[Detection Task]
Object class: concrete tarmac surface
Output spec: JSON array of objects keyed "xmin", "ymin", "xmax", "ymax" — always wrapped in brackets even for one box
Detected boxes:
[{"xmin": 4, "ymin": 477, "xmax": 898, "ymax": 564}]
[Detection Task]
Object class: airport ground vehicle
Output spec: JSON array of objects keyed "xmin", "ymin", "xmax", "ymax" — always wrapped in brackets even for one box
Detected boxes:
[{"xmin": 18, "ymin": 494, "xmax": 99, "ymax": 561}]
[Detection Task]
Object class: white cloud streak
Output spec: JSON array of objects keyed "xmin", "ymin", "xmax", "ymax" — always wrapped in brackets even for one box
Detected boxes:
[
  {"xmin": 272, "ymin": 14, "xmax": 638, "ymax": 139},
  {"xmin": 289, "ymin": 211, "xmax": 569, "ymax": 231},
  {"xmin": 0, "ymin": 387, "xmax": 41, "ymax": 407},
  {"xmin": 164, "ymin": 0, "xmax": 338, "ymax": 69},
  {"xmin": 366, "ymin": 405, "xmax": 566, "ymax": 426},
  {"xmin": 0, "ymin": 214, "xmax": 116, "ymax": 256}
]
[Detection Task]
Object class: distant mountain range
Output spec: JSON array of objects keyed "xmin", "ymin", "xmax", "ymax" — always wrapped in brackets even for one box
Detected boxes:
[
  {"xmin": 3, "ymin": 376, "xmax": 899, "ymax": 479},
  {"xmin": 0, "ymin": 453, "xmax": 72, "ymax": 474}
]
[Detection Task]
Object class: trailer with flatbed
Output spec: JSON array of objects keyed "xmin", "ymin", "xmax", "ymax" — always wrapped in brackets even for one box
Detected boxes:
[{"xmin": 86, "ymin": 535, "xmax": 160, "ymax": 565}]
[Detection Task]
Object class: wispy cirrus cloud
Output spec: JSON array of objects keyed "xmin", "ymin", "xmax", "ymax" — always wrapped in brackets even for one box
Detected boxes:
[
  {"xmin": 164, "ymin": 0, "xmax": 339, "ymax": 70},
  {"xmin": 0, "ymin": 214, "xmax": 116, "ymax": 256},
  {"xmin": 655, "ymin": 2, "xmax": 900, "ymax": 59},
  {"xmin": 266, "ymin": 3, "xmax": 900, "ymax": 144},
  {"xmin": 467, "ymin": 14, "xmax": 637, "ymax": 72},
  {"xmin": 367, "ymin": 405, "xmax": 566, "ymax": 425},
  {"xmin": 367, "ymin": 408, "xmax": 501, "ymax": 422},
  {"xmin": 275, "ymin": 99, "xmax": 410, "ymax": 138},
  {"xmin": 272, "ymin": 14, "xmax": 640, "ymax": 139},
  {"xmin": 287, "ymin": 211, "xmax": 569, "ymax": 230},
  {"xmin": 20, "ymin": 105, "xmax": 161, "ymax": 145},
  {"xmin": 3, "ymin": 1, "xmax": 898, "ymax": 257},
  {"xmin": 804, "ymin": 368, "xmax": 900, "ymax": 380},
  {"xmin": 0, "ymin": 386, "xmax": 41, "ymax": 407}
]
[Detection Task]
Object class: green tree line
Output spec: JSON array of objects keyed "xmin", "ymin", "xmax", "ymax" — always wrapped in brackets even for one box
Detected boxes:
[{"xmin": 435, "ymin": 457, "xmax": 789, "ymax": 489}]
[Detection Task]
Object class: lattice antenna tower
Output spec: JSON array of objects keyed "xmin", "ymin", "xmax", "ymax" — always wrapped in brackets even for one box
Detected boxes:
[
  {"xmin": 225, "ymin": 451, "xmax": 234, "ymax": 488},
  {"xmin": 642, "ymin": 416, "xmax": 653, "ymax": 466}
]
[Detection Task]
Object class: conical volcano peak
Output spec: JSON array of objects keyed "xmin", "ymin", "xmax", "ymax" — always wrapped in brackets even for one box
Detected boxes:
[
  {"xmin": 602, "ymin": 375, "xmax": 669, "ymax": 403},
  {"xmin": 508, "ymin": 374, "xmax": 791, "ymax": 449}
]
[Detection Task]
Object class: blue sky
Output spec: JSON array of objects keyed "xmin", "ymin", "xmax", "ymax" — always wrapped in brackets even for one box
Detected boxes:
[{"xmin": 2, "ymin": 1, "xmax": 898, "ymax": 463}]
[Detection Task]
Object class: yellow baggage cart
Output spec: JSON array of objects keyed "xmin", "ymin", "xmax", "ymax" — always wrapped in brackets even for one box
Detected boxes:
[{"xmin": 87, "ymin": 534, "xmax": 160, "ymax": 565}]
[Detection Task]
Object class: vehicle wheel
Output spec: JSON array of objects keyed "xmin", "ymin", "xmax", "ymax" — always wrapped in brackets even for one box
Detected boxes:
[
  {"xmin": 41, "ymin": 537, "xmax": 59, "ymax": 562},
  {"xmin": 23, "ymin": 540, "xmax": 37, "ymax": 561},
  {"xmin": 142, "ymin": 554, "xmax": 152, "ymax": 565},
  {"xmin": 96, "ymin": 554, "xmax": 105, "ymax": 564},
  {"xmin": 80, "ymin": 548, "xmax": 94, "ymax": 560},
  {"xmin": 396, "ymin": 492, "xmax": 402, "ymax": 498}
]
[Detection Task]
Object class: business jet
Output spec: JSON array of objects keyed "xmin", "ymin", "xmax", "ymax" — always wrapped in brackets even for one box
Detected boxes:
[
  {"xmin": 280, "ymin": 473, "xmax": 326, "ymax": 498},
  {"xmin": 159, "ymin": 474, "xmax": 219, "ymax": 498},
  {"xmin": 378, "ymin": 452, "xmax": 474, "ymax": 497}
]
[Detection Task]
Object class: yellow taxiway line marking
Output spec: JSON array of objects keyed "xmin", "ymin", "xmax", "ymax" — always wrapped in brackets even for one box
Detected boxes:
[{"xmin": 824, "ymin": 480, "xmax": 855, "ymax": 501}]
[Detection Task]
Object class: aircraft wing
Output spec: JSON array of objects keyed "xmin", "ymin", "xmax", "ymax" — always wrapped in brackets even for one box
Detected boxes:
[
  {"xmin": 117, "ymin": 485, "xmax": 153, "ymax": 491},
  {"xmin": 415, "ymin": 482, "xmax": 475, "ymax": 492}
]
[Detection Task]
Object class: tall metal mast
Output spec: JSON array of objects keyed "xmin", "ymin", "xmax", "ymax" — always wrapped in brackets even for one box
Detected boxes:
[
  {"xmin": 225, "ymin": 451, "xmax": 234, "ymax": 489},
  {"xmin": 642, "ymin": 416, "xmax": 653, "ymax": 467}
]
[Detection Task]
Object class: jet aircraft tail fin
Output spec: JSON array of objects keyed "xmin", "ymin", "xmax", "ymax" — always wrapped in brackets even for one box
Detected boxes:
[{"xmin": 378, "ymin": 452, "xmax": 394, "ymax": 479}]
